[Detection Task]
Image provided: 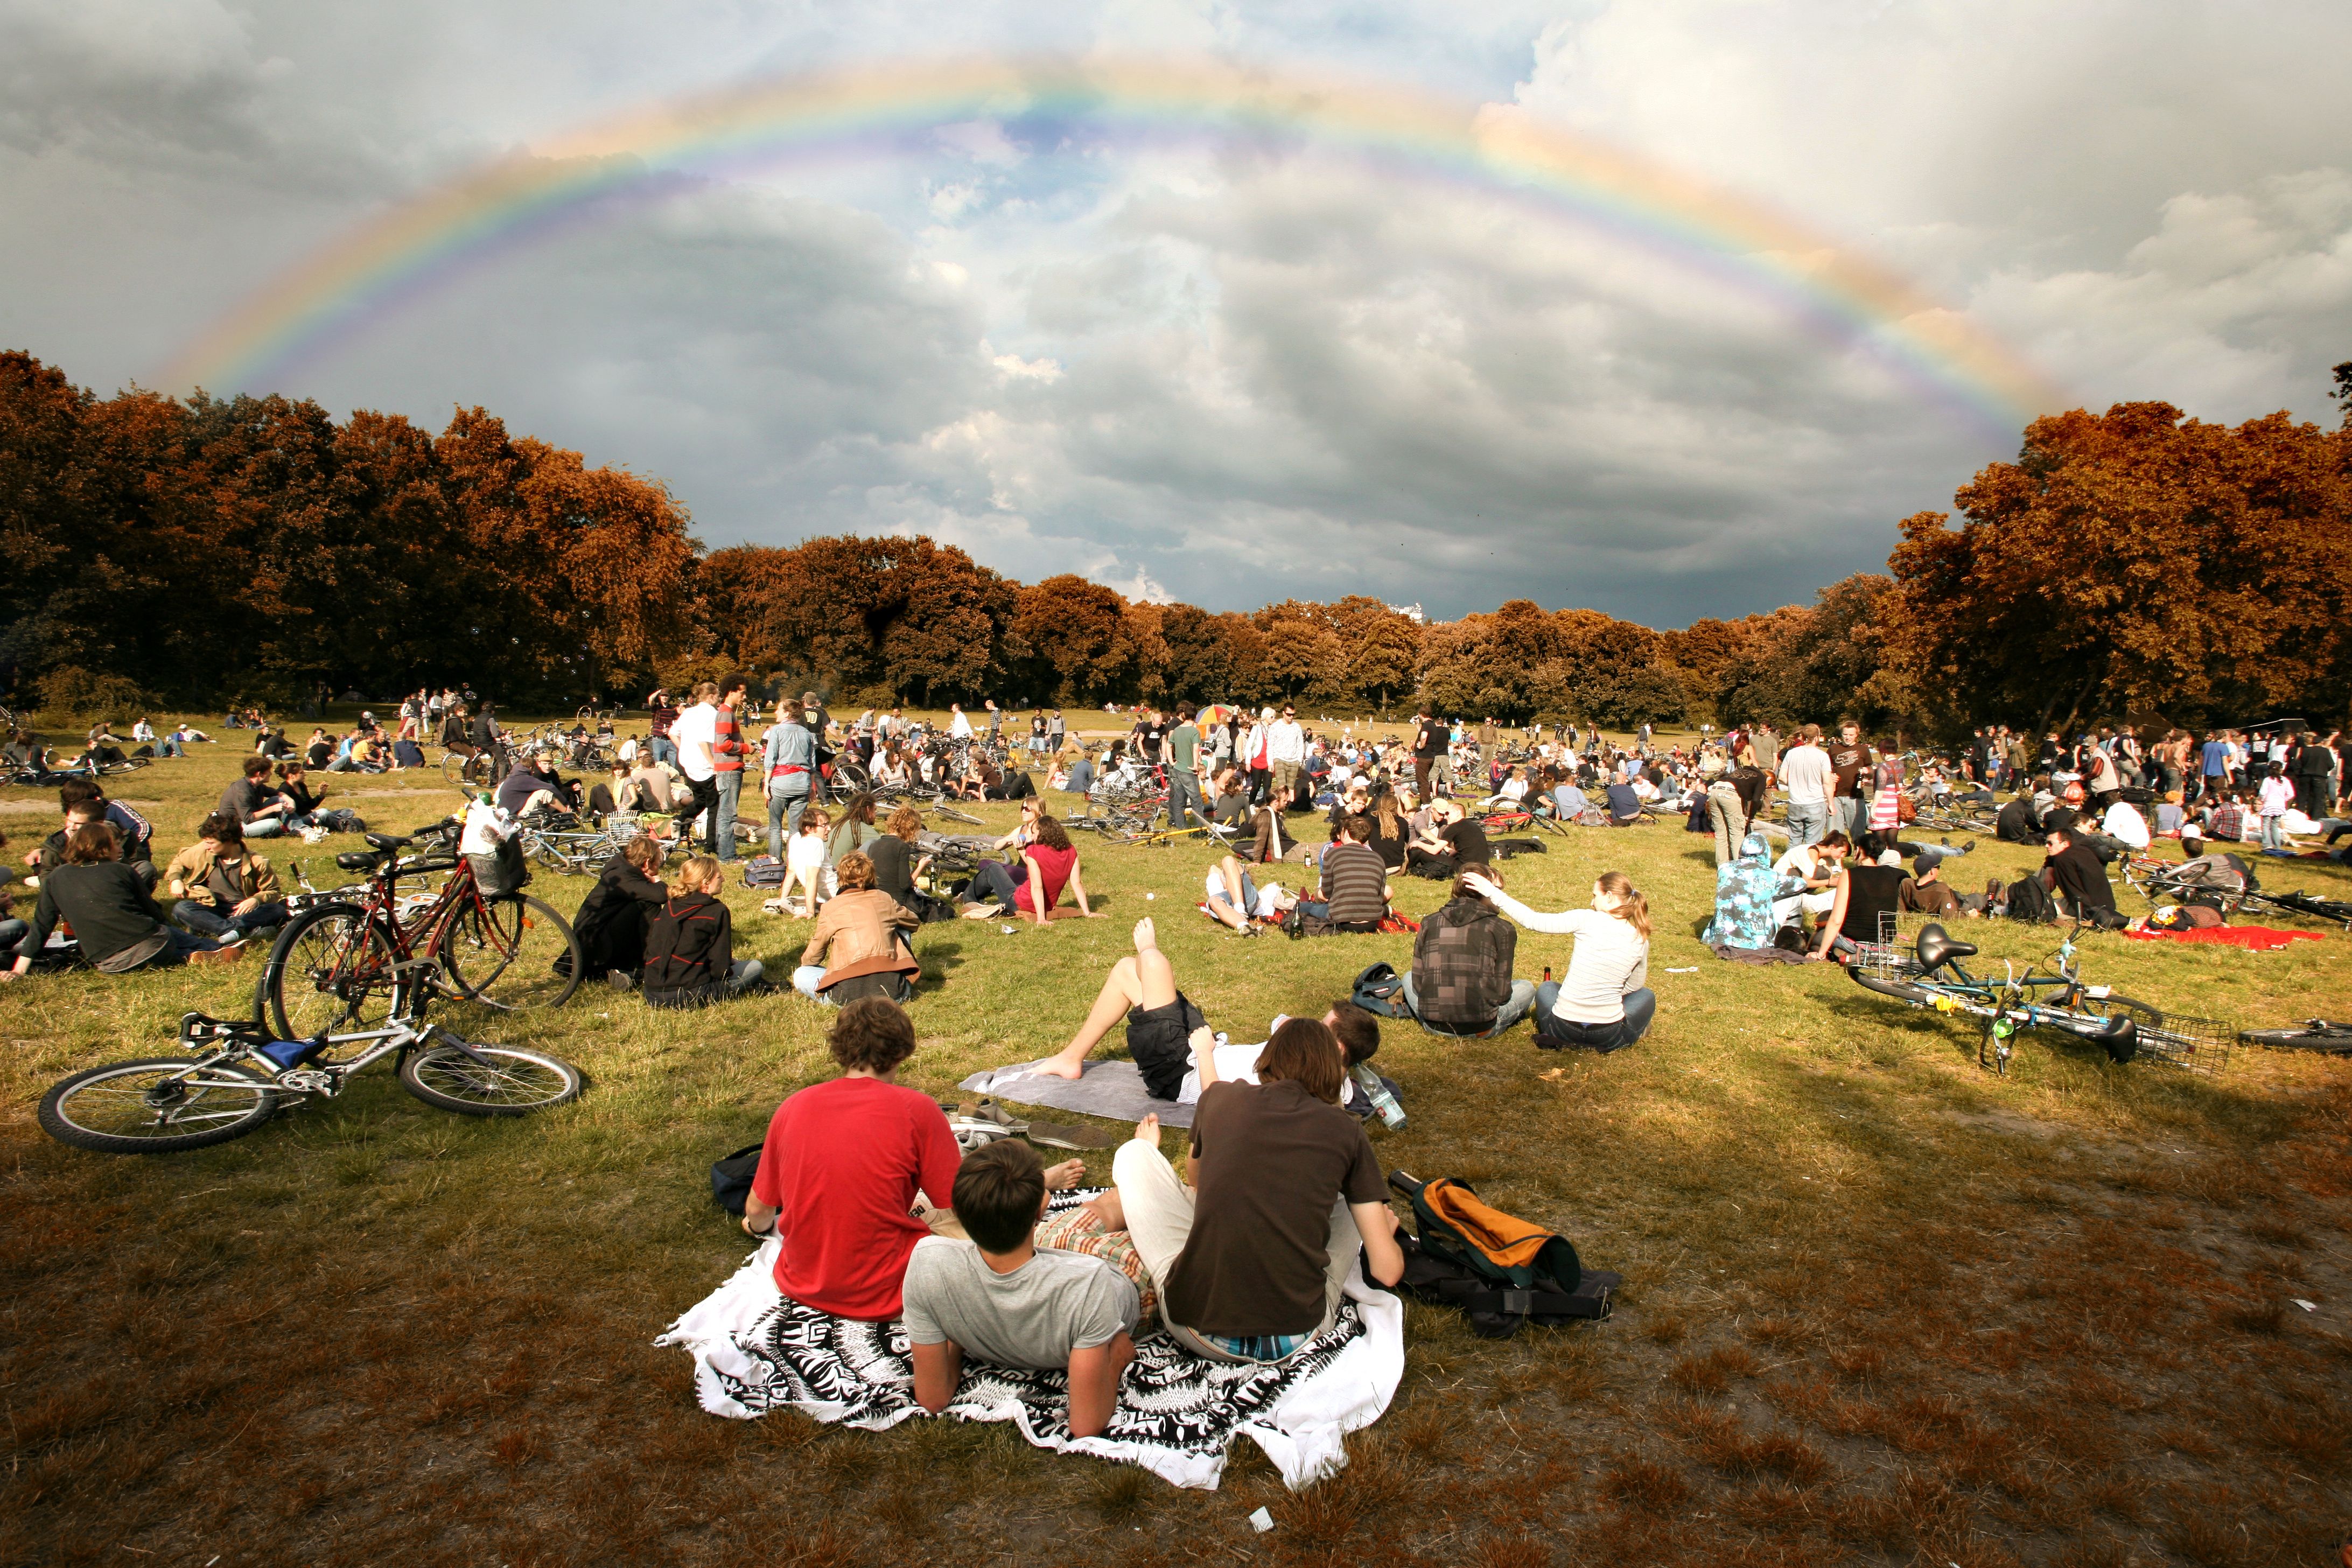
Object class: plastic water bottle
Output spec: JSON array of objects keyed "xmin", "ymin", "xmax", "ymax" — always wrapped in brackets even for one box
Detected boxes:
[{"xmin": 1350, "ymin": 1063, "xmax": 1406, "ymax": 1130}]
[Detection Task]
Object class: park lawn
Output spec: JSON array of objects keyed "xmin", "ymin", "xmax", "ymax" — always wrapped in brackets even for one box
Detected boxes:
[{"xmin": 2, "ymin": 716, "xmax": 2348, "ymax": 1568}]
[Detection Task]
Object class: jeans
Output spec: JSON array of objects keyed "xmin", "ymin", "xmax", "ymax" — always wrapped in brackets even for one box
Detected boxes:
[
  {"xmin": 1164, "ymin": 768, "xmax": 1205, "ymax": 830},
  {"xmin": 139, "ymin": 926, "xmax": 228, "ymax": 969},
  {"xmin": 2260, "ymin": 814, "xmax": 2286, "ymax": 851},
  {"xmin": 1533, "ymin": 984, "xmax": 1656, "ymax": 1052},
  {"xmin": 767, "ymin": 788, "xmax": 809, "ymax": 860},
  {"xmin": 158, "ymin": 740, "xmax": 184, "ymax": 758},
  {"xmin": 967, "ymin": 858, "xmax": 1026, "ymax": 910},
  {"xmin": 0, "ymin": 917, "xmax": 25, "ymax": 953},
  {"xmin": 649, "ymin": 737, "xmax": 678, "ymax": 768},
  {"xmin": 173, "ymin": 899, "xmax": 290, "ymax": 940},
  {"xmin": 1784, "ymin": 801, "xmax": 1828, "ymax": 848},
  {"xmin": 712, "ymin": 770, "xmax": 742, "ymax": 861},
  {"xmin": 1400, "ymin": 974, "xmax": 1538, "ymax": 1038},
  {"xmin": 1834, "ymin": 796, "xmax": 1864, "ymax": 841},
  {"xmin": 1209, "ymin": 870, "xmax": 1261, "ymax": 917},
  {"xmin": 241, "ymin": 817, "xmax": 288, "ymax": 839},
  {"xmin": 725, "ymin": 958, "xmax": 765, "ymax": 993},
  {"xmin": 1707, "ymin": 786, "xmax": 1748, "ymax": 864}
]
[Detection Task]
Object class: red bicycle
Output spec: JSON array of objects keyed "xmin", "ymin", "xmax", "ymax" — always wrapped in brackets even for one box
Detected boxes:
[{"xmin": 257, "ymin": 823, "xmax": 582, "ymax": 1039}]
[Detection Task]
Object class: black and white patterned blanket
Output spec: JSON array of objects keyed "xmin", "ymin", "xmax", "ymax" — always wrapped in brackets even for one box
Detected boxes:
[{"xmin": 655, "ymin": 1196, "xmax": 1404, "ymax": 1490}]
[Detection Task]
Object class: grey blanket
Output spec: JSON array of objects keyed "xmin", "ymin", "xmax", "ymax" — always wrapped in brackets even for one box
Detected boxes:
[{"xmin": 957, "ymin": 1058, "xmax": 1194, "ymax": 1130}]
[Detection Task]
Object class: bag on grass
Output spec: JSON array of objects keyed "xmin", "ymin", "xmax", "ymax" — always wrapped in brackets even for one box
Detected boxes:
[
  {"xmin": 710, "ymin": 1142, "xmax": 765, "ymax": 1215},
  {"xmin": 740, "ymin": 855, "xmax": 788, "ymax": 888},
  {"xmin": 1386, "ymin": 1171, "xmax": 1616, "ymax": 1338},
  {"xmin": 1350, "ymin": 961, "xmax": 1411, "ymax": 1018},
  {"xmin": 1489, "ymin": 838, "xmax": 1545, "ymax": 859},
  {"xmin": 2005, "ymin": 874, "xmax": 2056, "ymax": 924}
]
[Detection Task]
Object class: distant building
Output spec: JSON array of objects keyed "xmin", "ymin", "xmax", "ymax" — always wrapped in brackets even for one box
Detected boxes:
[{"xmin": 1386, "ymin": 601, "xmax": 1426, "ymax": 625}]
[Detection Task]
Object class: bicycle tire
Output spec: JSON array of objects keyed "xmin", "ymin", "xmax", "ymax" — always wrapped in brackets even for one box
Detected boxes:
[
  {"xmin": 397, "ymin": 1041, "xmax": 583, "ymax": 1116},
  {"xmin": 39, "ymin": 1059, "xmax": 279, "ymax": 1153},
  {"xmin": 2238, "ymin": 1023, "xmax": 2352, "ymax": 1054},
  {"xmin": 1845, "ymin": 968, "xmax": 1942, "ymax": 1006},
  {"xmin": 262, "ymin": 903, "xmax": 398, "ymax": 1040},
  {"xmin": 99, "ymin": 755, "xmax": 151, "ymax": 775},
  {"xmin": 827, "ymin": 762, "xmax": 871, "ymax": 804},
  {"xmin": 440, "ymin": 893, "xmax": 583, "ymax": 1012}
]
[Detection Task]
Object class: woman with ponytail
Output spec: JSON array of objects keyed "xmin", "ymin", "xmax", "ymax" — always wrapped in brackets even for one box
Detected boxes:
[{"xmin": 1458, "ymin": 868, "xmax": 1656, "ymax": 1053}]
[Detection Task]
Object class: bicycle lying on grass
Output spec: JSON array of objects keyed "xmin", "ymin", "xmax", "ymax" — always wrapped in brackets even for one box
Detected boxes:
[
  {"xmin": 2119, "ymin": 854, "xmax": 2352, "ymax": 932},
  {"xmin": 37, "ymin": 961, "xmax": 583, "ymax": 1154},
  {"xmin": 1847, "ymin": 921, "xmax": 2230, "ymax": 1077}
]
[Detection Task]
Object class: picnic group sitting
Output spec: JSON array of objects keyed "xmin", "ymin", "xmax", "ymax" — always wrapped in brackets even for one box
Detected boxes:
[{"xmin": 740, "ymin": 964, "xmax": 1404, "ymax": 1433}]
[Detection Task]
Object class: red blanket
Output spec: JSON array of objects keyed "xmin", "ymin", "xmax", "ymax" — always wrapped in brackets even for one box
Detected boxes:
[{"xmin": 2124, "ymin": 925, "xmax": 2324, "ymax": 952}]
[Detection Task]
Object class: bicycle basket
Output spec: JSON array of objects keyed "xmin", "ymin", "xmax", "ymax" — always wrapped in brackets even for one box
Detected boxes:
[
  {"xmin": 1848, "ymin": 910, "xmax": 1914, "ymax": 982},
  {"xmin": 2129, "ymin": 1014, "xmax": 2232, "ymax": 1077}
]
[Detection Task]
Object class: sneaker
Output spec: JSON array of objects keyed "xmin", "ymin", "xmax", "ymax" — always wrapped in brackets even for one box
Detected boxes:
[
  {"xmin": 606, "ymin": 970, "xmax": 634, "ymax": 992},
  {"xmin": 190, "ymin": 946, "xmax": 246, "ymax": 967}
]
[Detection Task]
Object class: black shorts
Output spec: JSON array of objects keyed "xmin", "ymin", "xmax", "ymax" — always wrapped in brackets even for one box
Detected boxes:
[{"xmin": 1126, "ymin": 991, "xmax": 1207, "ymax": 1101}]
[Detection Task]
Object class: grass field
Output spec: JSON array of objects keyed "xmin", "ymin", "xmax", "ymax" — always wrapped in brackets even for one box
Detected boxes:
[{"xmin": 3, "ymin": 714, "xmax": 2348, "ymax": 1568}]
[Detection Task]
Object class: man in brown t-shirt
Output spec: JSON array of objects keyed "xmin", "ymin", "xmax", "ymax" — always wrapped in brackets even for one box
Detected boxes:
[
  {"xmin": 1828, "ymin": 722, "xmax": 1874, "ymax": 842},
  {"xmin": 1104, "ymin": 1017, "xmax": 1402, "ymax": 1362}
]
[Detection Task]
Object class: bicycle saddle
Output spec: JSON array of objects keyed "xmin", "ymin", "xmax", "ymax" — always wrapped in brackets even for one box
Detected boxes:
[
  {"xmin": 1913, "ymin": 925, "xmax": 1977, "ymax": 972},
  {"xmin": 363, "ymin": 832, "xmax": 412, "ymax": 850},
  {"xmin": 2087, "ymin": 1012, "xmax": 2139, "ymax": 1062}
]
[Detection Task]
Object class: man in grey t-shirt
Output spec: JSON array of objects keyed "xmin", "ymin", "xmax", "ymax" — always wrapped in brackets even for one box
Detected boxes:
[{"xmin": 904, "ymin": 1142, "xmax": 1139, "ymax": 1437}]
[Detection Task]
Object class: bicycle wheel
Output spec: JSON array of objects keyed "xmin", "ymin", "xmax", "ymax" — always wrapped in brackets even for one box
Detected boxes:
[
  {"xmin": 827, "ymin": 761, "xmax": 871, "ymax": 803},
  {"xmin": 39, "ymin": 1059, "xmax": 279, "ymax": 1153},
  {"xmin": 440, "ymin": 894, "xmax": 582, "ymax": 1011},
  {"xmin": 935, "ymin": 804, "xmax": 983, "ymax": 825},
  {"xmin": 262, "ymin": 904, "xmax": 398, "ymax": 1040},
  {"xmin": 2238, "ymin": 1022, "xmax": 2352, "ymax": 1055},
  {"xmin": 100, "ymin": 755, "xmax": 151, "ymax": 776},
  {"xmin": 397, "ymin": 1040, "xmax": 583, "ymax": 1116}
]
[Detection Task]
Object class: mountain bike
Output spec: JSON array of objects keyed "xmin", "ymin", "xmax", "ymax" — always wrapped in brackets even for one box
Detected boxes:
[
  {"xmin": 257, "ymin": 822, "xmax": 582, "ymax": 1039},
  {"xmin": 1847, "ymin": 921, "xmax": 2229, "ymax": 1076},
  {"xmin": 38, "ymin": 962, "xmax": 583, "ymax": 1154}
]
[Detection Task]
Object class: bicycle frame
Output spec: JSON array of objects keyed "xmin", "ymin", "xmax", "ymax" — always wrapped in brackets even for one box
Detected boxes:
[
  {"xmin": 176, "ymin": 965, "xmax": 491, "ymax": 1100},
  {"xmin": 1856, "ymin": 927, "xmax": 2137, "ymax": 1074}
]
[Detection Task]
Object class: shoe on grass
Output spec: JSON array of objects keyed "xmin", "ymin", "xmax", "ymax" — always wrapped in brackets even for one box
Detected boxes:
[
  {"xmin": 190, "ymin": 946, "xmax": 246, "ymax": 967},
  {"xmin": 607, "ymin": 970, "xmax": 635, "ymax": 992}
]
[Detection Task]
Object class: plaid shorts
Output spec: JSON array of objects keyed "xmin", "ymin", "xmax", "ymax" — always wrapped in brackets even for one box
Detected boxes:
[{"xmin": 1033, "ymin": 1206, "xmax": 1158, "ymax": 1328}]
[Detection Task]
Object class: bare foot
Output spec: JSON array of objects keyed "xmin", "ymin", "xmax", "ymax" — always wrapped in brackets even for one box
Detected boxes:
[
  {"xmin": 1130, "ymin": 1112, "xmax": 1160, "ymax": 1144},
  {"xmin": 1042, "ymin": 1158, "xmax": 1084, "ymax": 1190},
  {"xmin": 1132, "ymin": 915, "xmax": 1157, "ymax": 951},
  {"xmin": 1032, "ymin": 1050, "xmax": 1086, "ymax": 1082}
]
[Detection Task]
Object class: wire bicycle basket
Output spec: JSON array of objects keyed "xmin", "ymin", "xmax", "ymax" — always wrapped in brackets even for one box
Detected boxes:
[{"xmin": 2128, "ymin": 1013, "xmax": 2232, "ymax": 1076}]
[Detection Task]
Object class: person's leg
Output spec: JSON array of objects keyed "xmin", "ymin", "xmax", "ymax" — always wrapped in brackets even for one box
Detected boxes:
[
  {"xmin": 712, "ymin": 772, "xmax": 740, "ymax": 862},
  {"xmin": 966, "ymin": 858, "xmax": 1019, "ymax": 908},
  {"xmin": 728, "ymin": 957, "xmax": 764, "ymax": 991},
  {"xmin": 229, "ymin": 900, "xmax": 290, "ymax": 939},
  {"xmin": 1110, "ymin": 1129, "xmax": 1195, "ymax": 1298},
  {"xmin": 1316, "ymin": 1198, "xmax": 1367, "ymax": 1332},
  {"xmin": 1619, "ymin": 988, "xmax": 1657, "ymax": 1044},
  {"xmin": 1788, "ymin": 802, "xmax": 1823, "ymax": 849},
  {"xmin": 1205, "ymin": 859, "xmax": 1251, "ymax": 932},
  {"xmin": 1708, "ymin": 791, "xmax": 1735, "ymax": 864},
  {"xmin": 1486, "ymin": 978, "xmax": 1538, "ymax": 1036},
  {"xmin": 243, "ymin": 817, "xmax": 285, "ymax": 839},
  {"xmin": 767, "ymin": 790, "xmax": 788, "ymax": 862},
  {"xmin": 1534, "ymin": 978, "xmax": 1560, "ymax": 1019},
  {"xmin": 1039, "ymin": 939, "xmax": 1176, "ymax": 1076},
  {"xmin": 172, "ymin": 899, "xmax": 232, "ymax": 938},
  {"xmin": 1399, "ymin": 972, "xmax": 1421, "ymax": 1019}
]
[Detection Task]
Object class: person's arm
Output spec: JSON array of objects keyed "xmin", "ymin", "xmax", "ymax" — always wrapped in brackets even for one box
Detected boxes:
[
  {"xmin": 911, "ymin": 1339, "xmax": 964, "ymax": 1415},
  {"xmin": 741, "ymin": 1193, "xmax": 779, "ymax": 1238},
  {"xmin": 1814, "ymin": 874, "xmax": 1850, "ymax": 960},
  {"xmin": 1065, "ymin": 1333, "xmax": 1136, "ymax": 1437},
  {"xmin": 3, "ymin": 880, "xmax": 62, "ymax": 977},
  {"xmin": 1457, "ymin": 874, "xmax": 1587, "ymax": 935},
  {"xmin": 1351, "ymin": 1200, "xmax": 1405, "ymax": 1287},
  {"xmin": 1067, "ymin": 856, "xmax": 1101, "ymax": 918}
]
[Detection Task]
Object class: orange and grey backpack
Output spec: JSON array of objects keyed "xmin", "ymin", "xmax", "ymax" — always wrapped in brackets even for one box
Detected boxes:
[{"xmin": 1388, "ymin": 1171, "xmax": 1617, "ymax": 1338}]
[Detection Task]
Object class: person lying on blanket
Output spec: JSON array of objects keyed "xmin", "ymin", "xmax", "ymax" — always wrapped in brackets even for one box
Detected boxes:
[
  {"xmin": 1089, "ymin": 1014, "xmax": 1407, "ymax": 1363},
  {"xmin": 904, "ymin": 1139, "xmax": 1141, "ymax": 1438},
  {"xmin": 1031, "ymin": 918, "xmax": 1389, "ymax": 1116},
  {"xmin": 741, "ymin": 997, "xmax": 1084, "ymax": 1319}
]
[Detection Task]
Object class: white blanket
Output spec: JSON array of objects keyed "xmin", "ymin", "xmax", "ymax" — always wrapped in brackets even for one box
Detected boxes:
[{"xmin": 655, "ymin": 1206, "xmax": 1403, "ymax": 1490}]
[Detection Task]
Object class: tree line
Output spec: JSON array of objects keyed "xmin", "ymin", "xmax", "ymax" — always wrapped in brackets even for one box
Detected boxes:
[{"xmin": 4, "ymin": 348, "xmax": 2347, "ymax": 737}]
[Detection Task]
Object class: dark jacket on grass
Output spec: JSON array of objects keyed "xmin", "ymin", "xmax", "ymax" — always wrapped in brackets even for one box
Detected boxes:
[{"xmin": 572, "ymin": 852, "xmax": 667, "ymax": 979}]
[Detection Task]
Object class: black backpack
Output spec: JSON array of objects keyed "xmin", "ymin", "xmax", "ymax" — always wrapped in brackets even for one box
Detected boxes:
[
  {"xmin": 1387, "ymin": 1172, "xmax": 1616, "ymax": 1338},
  {"xmin": 1350, "ymin": 961, "xmax": 1411, "ymax": 1018},
  {"xmin": 2006, "ymin": 874, "xmax": 2057, "ymax": 923},
  {"xmin": 710, "ymin": 1142, "xmax": 765, "ymax": 1215}
]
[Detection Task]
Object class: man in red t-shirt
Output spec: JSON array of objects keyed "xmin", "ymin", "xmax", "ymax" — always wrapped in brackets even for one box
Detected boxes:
[
  {"xmin": 742, "ymin": 998, "xmax": 963, "ymax": 1320},
  {"xmin": 711, "ymin": 673, "xmax": 750, "ymax": 865}
]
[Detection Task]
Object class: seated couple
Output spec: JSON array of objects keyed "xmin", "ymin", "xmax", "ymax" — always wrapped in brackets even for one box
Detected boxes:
[
  {"xmin": 958, "ymin": 814, "xmax": 1103, "ymax": 926},
  {"xmin": 4, "ymin": 821, "xmax": 243, "ymax": 979},
  {"xmin": 1409, "ymin": 864, "xmax": 1655, "ymax": 1052},
  {"xmin": 1032, "ymin": 917, "xmax": 1396, "ymax": 1117},
  {"xmin": 1198, "ymin": 814, "xmax": 1393, "ymax": 936}
]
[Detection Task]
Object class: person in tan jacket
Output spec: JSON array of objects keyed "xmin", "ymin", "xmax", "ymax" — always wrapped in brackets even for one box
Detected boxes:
[
  {"xmin": 164, "ymin": 813, "xmax": 287, "ymax": 946},
  {"xmin": 792, "ymin": 851, "xmax": 919, "ymax": 1005}
]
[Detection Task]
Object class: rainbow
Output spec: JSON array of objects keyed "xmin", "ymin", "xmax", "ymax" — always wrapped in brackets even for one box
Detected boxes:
[{"xmin": 162, "ymin": 54, "xmax": 2061, "ymax": 428}]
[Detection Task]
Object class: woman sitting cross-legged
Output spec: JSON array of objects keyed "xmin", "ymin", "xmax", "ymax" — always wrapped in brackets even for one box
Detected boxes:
[
  {"xmin": 958, "ymin": 814, "xmax": 1102, "ymax": 926},
  {"xmin": 741, "ymin": 998, "xmax": 1081, "ymax": 1319},
  {"xmin": 642, "ymin": 853, "xmax": 765, "ymax": 1007},
  {"xmin": 1461, "ymin": 867, "xmax": 1656, "ymax": 1053},
  {"xmin": 573, "ymin": 833, "xmax": 668, "ymax": 991},
  {"xmin": 1094, "ymin": 1013, "xmax": 1406, "ymax": 1363},
  {"xmin": 792, "ymin": 851, "xmax": 919, "ymax": 1005}
]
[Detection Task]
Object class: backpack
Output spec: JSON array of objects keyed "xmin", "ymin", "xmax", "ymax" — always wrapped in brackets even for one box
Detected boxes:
[
  {"xmin": 740, "ymin": 855, "xmax": 788, "ymax": 888},
  {"xmin": 710, "ymin": 1142, "xmax": 765, "ymax": 1215},
  {"xmin": 1350, "ymin": 961, "xmax": 1411, "ymax": 1018},
  {"xmin": 2005, "ymin": 874, "xmax": 2057, "ymax": 923},
  {"xmin": 1387, "ymin": 1172, "xmax": 1616, "ymax": 1338},
  {"xmin": 1489, "ymin": 838, "xmax": 1545, "ymax": 859}
]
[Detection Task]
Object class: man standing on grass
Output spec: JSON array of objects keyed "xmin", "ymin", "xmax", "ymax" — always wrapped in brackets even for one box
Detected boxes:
[
  {"xmin": 1410, "ymin": 708, "xmax": 1443, "ymax": 802},
  {"xmin": 1162, "ymin": 702, "xmax": 1205, "ymax": 832},
  {"xmin": 1268, "ymin": 704, "xmax": 1306, "ymax": 811},
  {"xmin": 673, "ymin": 681, "xmax": 722, "ymax": 851},
  {"xmin": 1828, "ymin": 722, "xmax": 1872, "ymax": 842},
  {"xmin": 1780, "ymin": 725, "xmax": 1833, "ymax": 849},
  {"xmin": 709, "ymin": 674, "xmax": 750, "ymax": 864}
]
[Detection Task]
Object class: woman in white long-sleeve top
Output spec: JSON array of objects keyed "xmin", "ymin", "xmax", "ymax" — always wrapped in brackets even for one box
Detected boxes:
[{"xmin": 1459, "ymin": 869, "xmax": 1655, "ymax": 1053}]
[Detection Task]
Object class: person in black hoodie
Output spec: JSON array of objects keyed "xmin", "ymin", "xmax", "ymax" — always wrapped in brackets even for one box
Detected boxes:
[
  {"xmin": 2043, "ymin": 827, "xmax": 2126, "ymax": 929},
  {"xmin": 576, "ymin": 835, "xmax": 670, "ymax": 990},
  {"xmin": 641, "ymin": 854, "xmax": 764, "ymax": 1008},
  {"xmin": 1995, "ymin": 789, "xmax": 2043, "ymax": 844},
  {"xmin": 4, "ymin": 822, "xmax": 237, "ymax": 979}
]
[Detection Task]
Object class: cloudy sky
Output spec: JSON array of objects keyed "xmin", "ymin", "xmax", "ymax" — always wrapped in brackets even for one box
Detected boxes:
[{"xmin": 5, "ymin": 2, "xmax": 2348, "ymax": 625}]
